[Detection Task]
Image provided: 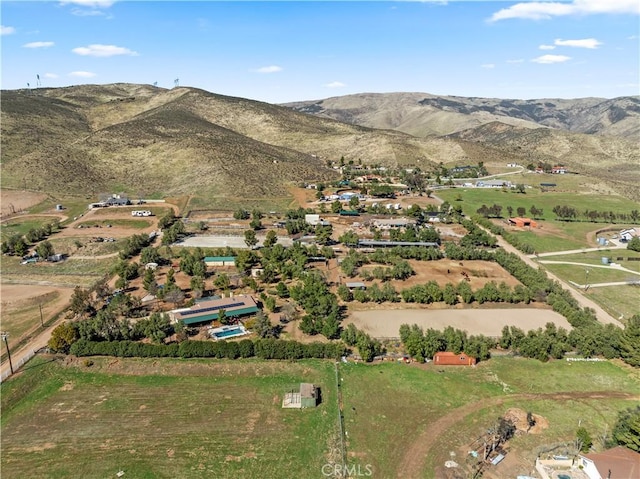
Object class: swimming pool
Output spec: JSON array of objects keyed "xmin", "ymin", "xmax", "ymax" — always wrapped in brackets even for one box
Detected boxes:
[{"xmin": 210, "ymin": 325, "xmax": 248, "ymax": 340}]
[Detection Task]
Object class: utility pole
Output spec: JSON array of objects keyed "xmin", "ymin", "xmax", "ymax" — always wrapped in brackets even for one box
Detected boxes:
[{"xmin": 1, "ymin": 331, "xmax": 14, "ymax": 375}]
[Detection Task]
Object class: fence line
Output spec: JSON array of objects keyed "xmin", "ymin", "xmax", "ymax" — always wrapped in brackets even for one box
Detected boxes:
[
  {"xmin": 0, "ymin": 349, "xmax": 37, "ymax": 383},
  {"xmin": 334, "ymin": 362, "xmax": 347, "ymax": 471}
]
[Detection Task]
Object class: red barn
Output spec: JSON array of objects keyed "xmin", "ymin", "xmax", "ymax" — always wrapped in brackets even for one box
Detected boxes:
[{"xmin": 433, "ymin": 351, "xmax": 477, "ymax": 366}]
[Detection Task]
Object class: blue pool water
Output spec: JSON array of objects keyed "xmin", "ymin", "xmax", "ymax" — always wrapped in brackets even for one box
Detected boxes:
[{"xmin": 213, "ymin": 327, "xmax": 244, "ymax": 339}]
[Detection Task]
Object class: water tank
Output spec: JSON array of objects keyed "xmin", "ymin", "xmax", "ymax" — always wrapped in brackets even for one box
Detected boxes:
[
  {"xmin": 601, "ymin": 257, "xmax": 609, "ymax": 265},
  {"xmin": 597, "ymin": 237, "xmax": 607, "ymax": 246}
]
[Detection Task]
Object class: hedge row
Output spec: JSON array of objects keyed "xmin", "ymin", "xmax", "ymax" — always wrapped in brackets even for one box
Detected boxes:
[{"xmin": 69, "ymin": 338, "xmax": 347, "ymax": 360}]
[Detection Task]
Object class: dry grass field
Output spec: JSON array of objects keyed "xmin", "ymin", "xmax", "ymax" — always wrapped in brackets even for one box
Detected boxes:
[{"xmin": 0, "ymin": 284, "xmax": 74, "ymax": 350}]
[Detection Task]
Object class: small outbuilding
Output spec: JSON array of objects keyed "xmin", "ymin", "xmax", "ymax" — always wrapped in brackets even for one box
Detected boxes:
[
  {"xmin": 433, "ymin": 351, "xmax": 477, "ymax": 366},
  {"xmin": 204, "ymin": 256, "xmax": 236, "ymax": 267},
  {"xmin": 282, "ymin": 383, "xmax": 319, "ymax": 409},
  {"xmin": 509, "ymin": 217, "xmax": 538, "ymax": 228}
]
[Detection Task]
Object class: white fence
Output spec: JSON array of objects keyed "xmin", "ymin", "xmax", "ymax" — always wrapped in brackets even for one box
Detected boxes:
[{"xmin": 0, "ymin": 348, "xmax": 38, "ymax": 383}]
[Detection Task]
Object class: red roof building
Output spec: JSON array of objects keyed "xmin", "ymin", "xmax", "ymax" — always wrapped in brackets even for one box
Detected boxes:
[
  {"xmin": 509, "ymin": 217, "xmax": 538, "ymax": 228},
  {"xmin": 433, "ymin": 351, "xmax": 477, "ymax": 366}
]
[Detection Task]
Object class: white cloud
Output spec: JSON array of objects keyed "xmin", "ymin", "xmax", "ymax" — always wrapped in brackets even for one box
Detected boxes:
[
  {"xmin": 1, "ymin": 25, "xmax": 16, "ymax": 35},
  {"xmin": 324, "ymin": 81, "xmax": 346, "ymax": 88},
  {"xmin": 531, "ymin": 54, "xmax": 572, "ymax": 64},
  {"xmin": 252, "ymin": 65, "xmax": 282, "ymax": 74},
  {"xmin": 481, "ymin": 64, "xmax": 495, "ymax": 69},
  {"xmin": 69, "ymin": 71, "xmax": 97, "ymax": 78},
  {"xmin": 628, "ymin": 35, "xmax": 638, "ymax": 40},
  {"xmin": 554, "ymin": 38, "xmax": 602, "ymax": 48},
  {"xmin": 506, "ymin": 59, "xmax": 525, "ymax": 64},
  {"xmin": 23, "ymin": 41, "xmax": 55, "ymax": 49},
  {"xmin": 60, "ymin": 0, "xmax": 115, "ymax": 7},
  {"xmin": 490, "ymin": 0, "xmax": 639, "ymax": 22},
  {"xmin": 72, "ymin": 44, "xmax": 138, "ymax": 57},
  {"xmin": 539, "ymin": 44, "xmax": 556, "ymax": 50},
  {"xmin": 71, "ymin": 8, "xmax": 106, "ymax": 16},
  {"xmin": 44, "ymin": 73, "xmax": 59, "ymax": 79}
]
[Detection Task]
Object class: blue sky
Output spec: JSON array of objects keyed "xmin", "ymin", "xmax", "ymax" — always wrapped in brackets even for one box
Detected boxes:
[{"xmin": 1, "ymin": 1, "xmax": 638, "ymax": 103}]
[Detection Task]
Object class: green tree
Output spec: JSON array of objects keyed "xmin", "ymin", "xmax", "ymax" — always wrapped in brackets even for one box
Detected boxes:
[
  {"xmin": 349, "ymin": 195, "xmax": 360, "ymax": 209},
  {"xmin": 331, "ymin": 200, "xmax": 342, "ymax": 213},
  {"xmin": 70, "ymin": 286, "xmax": 93, "ymax": 316},
  {"xmin": 48, "ymin": 322, "xmax": 79, "ymax": 353},
  {"xmin": 627, "ymin": 237, "xmax": 640, "ymax": 252},
  {"xmin": 36, "ymin": 240, "xmax": 55, "ymax": 260},
  {"xmin": 214, "ymin": 273, "xmax": 230, "ymax": 291},
  {"xmin": 609, "ymin": 405, "xmax": 640, "ymax": 452},
  {"xmin": 142, "ymin": 267, "xmax": 156, "ymax": 292},
  {"xmin": 218, "ymin": 308, "xmax": 230, "ymax": 325},
  {"xmin": 190, "ymin": 276, "xmax": 205, "ymax": 297},
  {"xmin": 244, "ymin": 229, "xmax": 258, "ymax": 249},
  {"xmin": 234, "ymin": 208, "xmax": 250, "ymax": 220},
  {"xmin": 264, "ymin": 230, "xmax": 278, "ymax": 248},
  {"xmin": 576, "ymin": 427, "xmax": 593, "ymax": 453}
]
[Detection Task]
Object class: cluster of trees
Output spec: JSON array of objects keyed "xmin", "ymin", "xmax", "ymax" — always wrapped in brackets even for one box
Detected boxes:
[
  {"xmin": 341, "ymin": 324, "xmax": 384, "ymax": 362},
  {"xmin": 337, "ymin": 282, "xmax": 399, "ymax": 304},
  {"xmin": 552, "ymin": 205, "xmax": 638, "ymax": 223},
  {"xmin": 476, "ymin": 204, "xmax": 544, "ymax": 220},
  {"xmin": 399, "ymin": 324, "xmax": 494, "ymax": 363},
  {"xmin": 340, "ymin": 248, "xmax": 441, "ymax": 278},
  {"xmin": 401, "ymin": 280, "xmax": 534, "ymax": 306},
  {"xmin": 460, "ymin": 220, "xmax": 498, "ymax": 248},
  {"xmin": 360, "ymin": 260, "xmax": 415, "ymax": 282},
  {"xmin": 387, "ymin": 226, "xmax": 441, "ymax": 244},
  {"xmin": 119, "ymin": 233, "xmax": 151, "ymax": 259},
  {"xmin": 69, "ymin": 337, "xmax": 347, "ymax": 360},
  {"xmin": 1, "ymin": 220, "xmax": 61, "ymax": 256},
  {"xmin": 289, "ymin": 272, "xmax": 341, "ymax": 338}
]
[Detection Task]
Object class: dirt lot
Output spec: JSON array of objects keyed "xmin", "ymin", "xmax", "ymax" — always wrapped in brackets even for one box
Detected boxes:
[
  {"xmin": 0, "ymin": 190, "xmax": 48, "ymax": 218},
  {"xmin": 345, "ymin": 307, "xmax": 572, "ymax": 338}
]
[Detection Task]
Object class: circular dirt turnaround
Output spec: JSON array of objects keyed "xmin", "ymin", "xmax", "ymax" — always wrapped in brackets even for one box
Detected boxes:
[{"xmin": 346, "ymin": 308, "xmax": 572, "ymax": 338}]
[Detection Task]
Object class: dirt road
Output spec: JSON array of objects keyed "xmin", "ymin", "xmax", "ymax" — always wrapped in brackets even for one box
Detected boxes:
[{"xmin": 479, "ymin": 227, "xmax": 623, "ymax": 327}]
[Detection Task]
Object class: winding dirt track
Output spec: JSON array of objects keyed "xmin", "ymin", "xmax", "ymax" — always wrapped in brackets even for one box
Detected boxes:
[{"xmin": 396, "ymin": 390, "xmax": 639, "ymax": 479}]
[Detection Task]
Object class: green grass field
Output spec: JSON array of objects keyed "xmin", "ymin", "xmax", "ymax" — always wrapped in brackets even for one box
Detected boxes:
[
  {"xmin": 1, "ymin": 216, "xmax": 60, "ymax": 241},
  {"xmin": 541, "ymin": 263, "xmax": 639, "ymax": 285},
  {"xmin": 438, "ymin": 187, "xmax": 639, "ymax": 222},
  {"xmin": 2, "ymin": 356, "xmax": 638, "ymax": 479},
  {"xmin": 1, "ymin": 357, "xmax": 339, "ymax": 479},
  {"xmin": 584, "ymin": 286, "xmax": 640, "ymax": 321}
]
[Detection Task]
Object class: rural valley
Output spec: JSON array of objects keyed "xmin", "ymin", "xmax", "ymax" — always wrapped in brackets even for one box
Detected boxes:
[{"xmin": 1, "ymin": 82, "xmax": 639, "ymax": 479}]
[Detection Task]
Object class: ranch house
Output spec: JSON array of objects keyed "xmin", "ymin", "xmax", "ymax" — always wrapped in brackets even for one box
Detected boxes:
[{"xmin": 169, "ymin": 295, "xmax": 259, "ymax": 326}]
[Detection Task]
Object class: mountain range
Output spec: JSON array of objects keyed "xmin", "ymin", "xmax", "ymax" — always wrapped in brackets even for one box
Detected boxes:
[{"xmin": 1, "ymin": 84, "xmax": 638, "ymax": 201}]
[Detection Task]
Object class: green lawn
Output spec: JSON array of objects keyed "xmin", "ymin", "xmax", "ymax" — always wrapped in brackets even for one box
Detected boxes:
[
  {"xmin": 1, "ymin": 357, "xmax": 339, "ymax": 479},
  {"xmin": 0, "ymin": 256, "xmax": 114, "ymax": 287},
  {"xmin": 542, "ymin": 250, "xmax": 640, "ymax": 271},
  {"xmin": 541, "ymin": 263, "xmax": 639, "ymax": 285},
  {"xmin": 585, "ymin": 285, "xmax": 640, "ymax": 321},
  {"xmin": 1, "ymin": 216, "xmax": 60, "ymax": 241},
  {"xmin": 187, "ymin": 195, "xmax": 295, "ymax": 214}
]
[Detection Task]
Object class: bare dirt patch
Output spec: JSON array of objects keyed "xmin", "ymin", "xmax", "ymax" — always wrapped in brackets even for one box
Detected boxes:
[
  {"xmin": 346, "ymin": 308, "xmax": 572, "ymax": 338},
  {"xmin": 503, "ymin": 407, "xmax": 549, "ymax": 434},
  {"xmin": 0, "ymin": 190, "xmax": 48, "ymax": 218}
]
